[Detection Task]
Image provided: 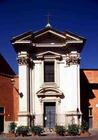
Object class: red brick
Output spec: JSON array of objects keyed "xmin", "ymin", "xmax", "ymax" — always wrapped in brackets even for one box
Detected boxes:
[{"xmin": 0, "ymin": 75, "xmax": 19, "ymax": 121}]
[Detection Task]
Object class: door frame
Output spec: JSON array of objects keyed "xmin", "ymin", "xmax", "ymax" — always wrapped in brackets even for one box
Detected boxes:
[{"xmin": 43, "ymin": 102, "xmax": 56, "ymax": 128}]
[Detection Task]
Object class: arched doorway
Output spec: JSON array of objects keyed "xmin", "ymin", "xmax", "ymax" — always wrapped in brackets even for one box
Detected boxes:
[{"xmin": 36, "ymin": 87, "xmax": 64, "ymax": 128}]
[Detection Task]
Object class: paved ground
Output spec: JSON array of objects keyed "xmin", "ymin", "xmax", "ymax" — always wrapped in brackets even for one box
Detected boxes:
[
  {"xmin": 0, "ymin": 135, "xmax": 98, "ymax": 140},
  {"xmin": 0, "ymin": 129, "xmax": 98, "ymax": 140}
]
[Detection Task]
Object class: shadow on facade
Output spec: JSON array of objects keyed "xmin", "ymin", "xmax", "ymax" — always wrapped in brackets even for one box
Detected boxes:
[{"xmin": 80, "ymin": 70, "xmax": 97, "ymax": 128}]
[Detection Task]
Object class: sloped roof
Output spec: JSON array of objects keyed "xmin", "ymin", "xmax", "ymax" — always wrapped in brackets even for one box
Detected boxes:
[
  {"xmin": 0, "ymin": 54, "xmax": 16, "ymax": 76},
  {"xmin": 11, "ymin": 31, "xmax": 33, "ymax": 42}
]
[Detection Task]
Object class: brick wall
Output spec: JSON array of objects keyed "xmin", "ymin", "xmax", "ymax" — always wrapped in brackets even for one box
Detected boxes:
[
  {"xmin": 0, "ymin": 75, "xmax": 19, "ymax": 121},
  {"xmin": 81, "ymin": 70, "xmax": 98, "ymax": 128}
]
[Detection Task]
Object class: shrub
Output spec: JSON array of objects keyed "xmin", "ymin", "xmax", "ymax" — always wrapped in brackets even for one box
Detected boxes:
[
  {"xmin": 9, "ymin": 122, "xmax": 17, "ymax": 133},
  {"xmin": 67, "ymin": 124, "xmax": 79, "ymax": 136},
  {"xmin": 81, "ymin": 120, "xmax": 89, "ymax": 132},
  {"xmin": 55, "ymin": 125, "xmax": 66, "ymax": 136},
  {"xmin": 31, "ymin": 125, "xmax": 43, "ymax": 136},
  {"xmin": 16, "ymin": 126, "xmax": 30, "ymax": 136}
]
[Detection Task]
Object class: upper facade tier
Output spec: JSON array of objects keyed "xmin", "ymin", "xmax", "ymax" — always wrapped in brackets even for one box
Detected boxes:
[{"xmin": 11, "ymin": 26, "xmax": 86, "ymax": 54}]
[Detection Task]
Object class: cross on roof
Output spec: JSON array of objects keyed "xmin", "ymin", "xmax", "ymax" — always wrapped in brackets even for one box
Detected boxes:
[{"xmin": 45, "ymin": 13, "xmax": 52, "ymax": 28}]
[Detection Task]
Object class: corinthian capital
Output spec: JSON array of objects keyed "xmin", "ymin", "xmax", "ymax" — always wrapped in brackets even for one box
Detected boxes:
[
  {"xmin": 17, "ymin": 56, "xmax": 30, "ymax": 65},
  {"xmin": 66, "ymin": 52, "xmax": 80, "ymax": 65}
]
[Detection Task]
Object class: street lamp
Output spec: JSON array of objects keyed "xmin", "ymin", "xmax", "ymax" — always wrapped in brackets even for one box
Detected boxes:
[{"xmin": 11, "ymin": 78, "xmax": 24, "ymax": 98}]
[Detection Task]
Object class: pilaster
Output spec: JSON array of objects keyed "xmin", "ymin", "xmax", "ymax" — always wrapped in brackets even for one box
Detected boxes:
[
  {"xmin": 66, "ymin": 51, "xmax": 81, "ymax": 124},
  {"xmin": 17, "ymin": 51, "xmax": 30, "ymax": 126}
]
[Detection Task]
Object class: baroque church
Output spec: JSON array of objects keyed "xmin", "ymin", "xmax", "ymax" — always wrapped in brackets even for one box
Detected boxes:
[
  {"xmin": 0, "ymin": 24, "xmax": 98, "ymax": 133},
  {"xmin": 11, "ymin": 23, "xmax": 84, "ymax": 128}
]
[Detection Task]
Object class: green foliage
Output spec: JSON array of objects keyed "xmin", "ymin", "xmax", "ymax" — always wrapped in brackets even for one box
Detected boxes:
[
  {"xmin": 16, "ymin": 126, "xmax": 30, "ymax": 136},
  {"xmin": 81, "ymin": 120, "xmax": 89, "ymax": 132},
  {"xmin": 55, "ymin": 125, "xmax": 66, "ymax": 136},
  {"xmin": 67, "ymin": 124, "xmax": 79, "ymax": 136},
  {"xmin": 31, "ymin": 125, "xmax": 43, "ymax": 136},
  {"xmin": 9, "ymin": 122, "xmax": 17, "ymax": 133}
]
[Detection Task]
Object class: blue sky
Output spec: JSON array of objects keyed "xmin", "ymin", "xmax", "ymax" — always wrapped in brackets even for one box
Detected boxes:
[{"xmin": 0, "ymin": 0, "xmax": 98, "ymax": 73}]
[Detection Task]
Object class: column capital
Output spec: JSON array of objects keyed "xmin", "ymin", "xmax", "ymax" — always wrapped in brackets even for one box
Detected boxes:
[
  {"xmin": 66, "ymin": 52, "xmax": 80, "ymax": 65},
  {"xmin": 17, "ymin": 56, "xmax": 30, "ymax": 65},
  {"xmin": 17, "ymin": 52, "xmax": 31, "ymax": 65}
]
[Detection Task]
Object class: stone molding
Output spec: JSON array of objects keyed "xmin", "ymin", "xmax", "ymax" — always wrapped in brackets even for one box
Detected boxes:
[
  {"xmin": 18, "ymin": 111, "xmax": 31, "ymax": 116},
  {"xmin": 36, "ymin": 87, "xmax": 64, "ymax": 99},
  {"xmin": 38, "ymin": 96, "xmax": 61, "ymax": 103}
]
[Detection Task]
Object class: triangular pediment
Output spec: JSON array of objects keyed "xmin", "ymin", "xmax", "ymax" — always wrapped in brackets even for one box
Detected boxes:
[
  {"xmin": 36, "ymin": 51, "xmax": 61, "ymax": 59},
  {"xmin": 34, "ymin": 28, "xmax": 66, "ymax": 43},
  {"xmin": 34, "ymin": 29, "xmax": 66, "ymax": 39}
]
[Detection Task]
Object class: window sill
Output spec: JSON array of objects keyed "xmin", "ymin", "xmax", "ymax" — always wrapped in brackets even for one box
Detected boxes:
[{"xmin": 41, "ymin": 82, "xmax": 57, "ymax": 88}]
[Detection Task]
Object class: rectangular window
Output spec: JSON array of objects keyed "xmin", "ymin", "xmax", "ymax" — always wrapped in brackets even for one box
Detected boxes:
[
  {"xmin": 89, "ymin": 107, "xmax": 92, "ymax": 116},
  {"xmin": 0, "ymin": 107, "xmax": 4, "ymax": 113},
  {"xmin": 44, "ymin": 61, "xmax": 54, "ymax": 82},
  {"xmin": 89, "ymin": 107, "xmax": 93, "ymax": 128}
]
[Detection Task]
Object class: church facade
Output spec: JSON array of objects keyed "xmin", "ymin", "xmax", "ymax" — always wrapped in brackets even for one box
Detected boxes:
[{"xmin": 11, "ymin": 24, "xmax": 86, "ymax": 128}]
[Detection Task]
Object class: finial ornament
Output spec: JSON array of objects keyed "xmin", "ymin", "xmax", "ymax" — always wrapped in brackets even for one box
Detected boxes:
[{"xmin": 46, "ymin": 22, "xmax": 51, "ymax": 28}]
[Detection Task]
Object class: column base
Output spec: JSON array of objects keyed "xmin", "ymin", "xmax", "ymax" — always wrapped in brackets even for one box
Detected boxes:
[
  {"xmin": 18, "ymin": 112, "xmax": 30, "ymax": 126},
  {"xmin": 66, "ymin": 111, "xmax": 82, "ymax": 126}
]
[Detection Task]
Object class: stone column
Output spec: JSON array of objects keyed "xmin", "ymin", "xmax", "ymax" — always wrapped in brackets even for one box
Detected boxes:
[{"xmin": 17, "ymin": 51, "xmax": 30, "ymax": 126}]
